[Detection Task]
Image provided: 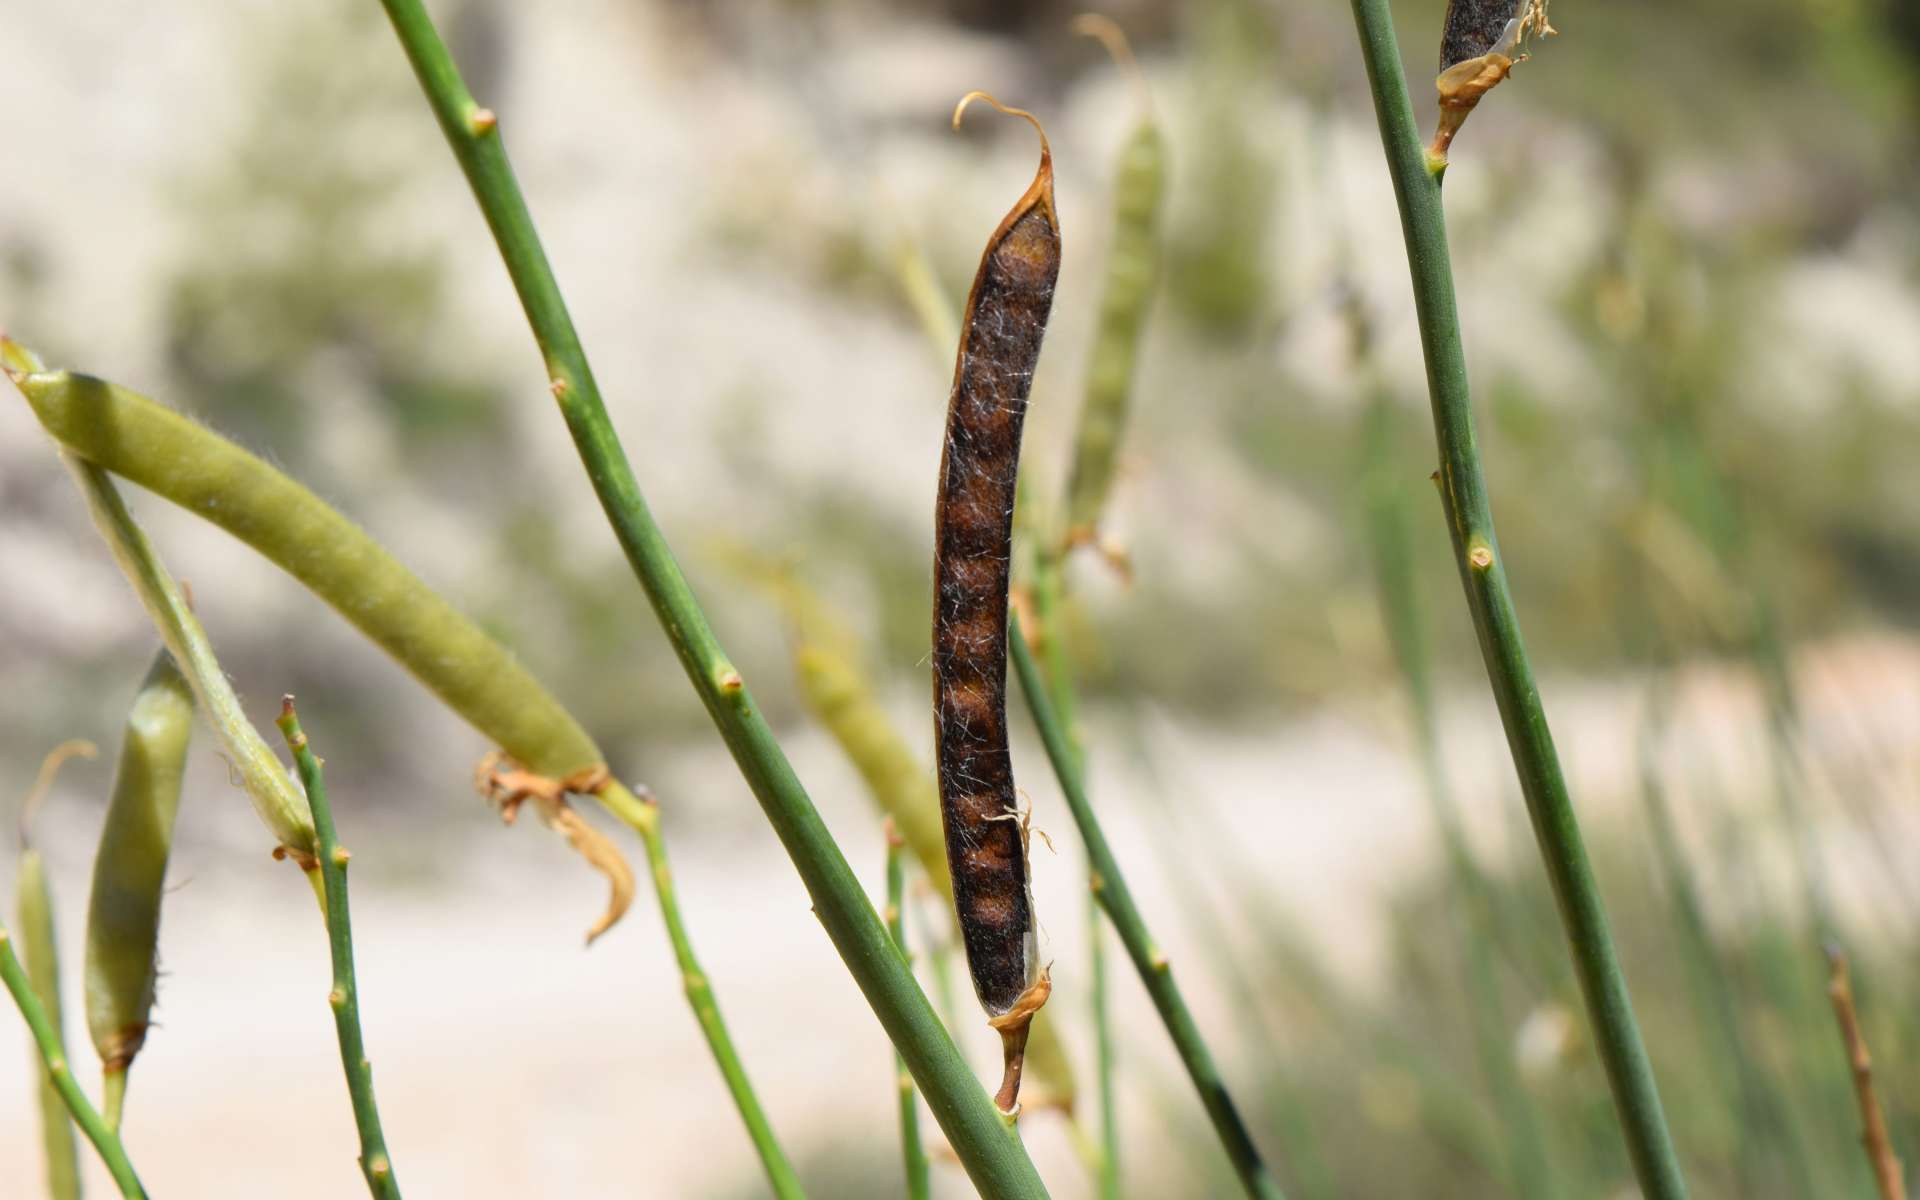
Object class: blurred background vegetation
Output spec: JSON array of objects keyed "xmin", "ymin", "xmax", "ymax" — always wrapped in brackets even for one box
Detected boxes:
[{"xmin": 3, "ymin": 0, "xmax": 1917, "ymax": 1196}]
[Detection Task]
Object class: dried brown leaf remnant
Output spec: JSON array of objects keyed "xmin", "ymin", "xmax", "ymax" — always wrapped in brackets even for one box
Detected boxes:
[
  {"xmin": 477, "ymin": 753, "xmax": 635, "ymax": 944},
  {"xmin": 1827, "ymin": 947, "xmax": 1909, "ymax": 1200}
]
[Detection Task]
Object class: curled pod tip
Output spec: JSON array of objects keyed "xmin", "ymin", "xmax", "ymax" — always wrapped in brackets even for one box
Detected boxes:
[{"xmin": 951, "ymin": 91, "xmax": 1057, "ymax": 232}]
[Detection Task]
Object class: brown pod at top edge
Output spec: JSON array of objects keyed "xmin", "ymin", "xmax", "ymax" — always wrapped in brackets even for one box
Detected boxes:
[
  {"xmin": 932, "ymin": 92, "xmax": 1060, "ymax": 1033},
  {"xmin": 1441, "ymin": 0, "xmax": 1521, "ymax": 69}
]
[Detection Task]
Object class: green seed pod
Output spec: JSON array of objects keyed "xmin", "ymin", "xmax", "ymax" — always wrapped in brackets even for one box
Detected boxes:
[
  {"xmin": 16, "ymin": 739, "xmax": 95, "ymax": 1200},
  {"xmin": 19, "ymin": 850, "xmax": 82, "ymax": 1200},
  {"xmin": 10, "ymin": 365, "xmax": 601, "ymax": 782},
  {"xmin": 1063, "ymin": 17, "xmax": 1167, "ymax": 548},
  {"xmin": 85, "ymin": 649, "xmax": 194, "ymax": 1088}
]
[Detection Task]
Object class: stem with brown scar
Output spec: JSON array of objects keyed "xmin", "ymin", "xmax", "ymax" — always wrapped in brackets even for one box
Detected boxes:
[
  {"xmin": 276, "ymin": 700, "xmax": 403, "ymax": 1200},
  {"xmin": 1826, "ymin": 947, "xmax": 1909, "ymax": 1200},
  {"xmin": 1009, "ymin": 613, "xmax": 1285, "ymax": 1200}
]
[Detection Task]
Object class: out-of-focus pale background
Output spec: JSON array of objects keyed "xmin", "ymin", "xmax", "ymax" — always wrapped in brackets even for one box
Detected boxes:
[{"xmin": 3, "ymin": 0, "xmax": 1917, "ymax": 1196}]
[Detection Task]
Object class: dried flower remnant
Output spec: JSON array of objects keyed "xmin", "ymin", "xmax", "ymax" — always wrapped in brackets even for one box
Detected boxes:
[
  {"xmin": 935, "ymin": 90, "xmax": 1060, "ymax": 1113},
  {"xmin": 476, "ymin": 753, "xmax": 635, "ymax": 945},
  {"xmin": 1431, "ymin": 0, "xmax": 1554, "ymax": 168}
]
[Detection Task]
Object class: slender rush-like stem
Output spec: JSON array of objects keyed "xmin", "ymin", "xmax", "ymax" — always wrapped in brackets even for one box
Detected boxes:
[
  {"xmin": 886, "ymin": 823, "xmax": 932, "ymax": 1200},
  {"xmin": 1343, "ymin": 5, "xmax": 1687, "ymax": 1196},
  {"xmin": 370, "ymin": 5, "xmax": 1048, "ymax": 1194},
  {"xmin": 1009, "ymin": 613, "xmax": 1284, "ymax": 1200},
  {"xmin": 275, "ymin": 700, "xmax": 402, "ymax": 1200},
  {"xmin": 1, "ymin": 926, "xmax": 146, "ymax": 1197},
  {"xmin": 605, "ymin": 783, "xmax": 804, "ymax": 1199}
]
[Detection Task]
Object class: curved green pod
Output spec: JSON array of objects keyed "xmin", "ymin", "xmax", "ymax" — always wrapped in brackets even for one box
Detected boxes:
[
  {"xmin": 15, "ymin": 366, "xmax": 601, "ymax": 782},
  {"xmin": 85, "ymin": 649, "xmax": 194, "ymax": 1106},
  {"xmin": 19, "ymin": 848, "xmax": 83, "ymax": 1200},
  {"xmin": 1062, "ymin": 104, "xmax": 1165, "ymax": 545}
]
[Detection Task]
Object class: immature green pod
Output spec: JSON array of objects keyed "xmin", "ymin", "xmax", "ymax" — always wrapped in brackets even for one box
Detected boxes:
[
  {"xmin": 6, "ymin": 343, "xmax": 627, "ymax": 936},
  {"xmin": 85, "ymin": 649, "xmax": 194, "ymax": 1092},
  {"xmin": 16, "ymin": 740, "xmax": 95, "ymax": 1200},
  {"xmin": 1063, "ymin": 15, "xmax": 1166, "ymax": 550},
  {"xmin": 19, "ymin": 850, "xmax": 82, "ymax": 1200},
  {"xmin": 9, "ymin": 363, "xmax": 601, "ymax": 782}
]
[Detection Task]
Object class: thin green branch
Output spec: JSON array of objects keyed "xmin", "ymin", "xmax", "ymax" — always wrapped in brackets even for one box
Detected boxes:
[
  {"xmin": 275, "ymin": 700, "xmax": 402, "ymax": 1200},
  {"xmin": 603, "ymin": 783, "xmax": 803, "ymax": 1198},
  {"xmin": 886, "ymin": 823, "xmax": 932, "ymax": 1200},
  {"xmin": 369, "ymin": 4, "xmax": 1048, "ymax": 1194},
  {"xmin": 1343, "ymin": 4, "xmax": 1687, "ymax": 1196},
  {"xmin": 1, "ymin": 925, "xmax": 146, "ymax": 1197},
  {"xmin": 1009, "ymin": 613, "xmax": 1284, "ymax": 1200}
]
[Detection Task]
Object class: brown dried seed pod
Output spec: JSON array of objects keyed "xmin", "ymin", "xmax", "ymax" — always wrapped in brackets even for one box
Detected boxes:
[
  {"xmin": 934, "ymin": 90, "xmax": 1060, "ymax": 1111},
  {"xmin": 1440, "ymin": 0, "xmax": 1521, "ymax": 70}
]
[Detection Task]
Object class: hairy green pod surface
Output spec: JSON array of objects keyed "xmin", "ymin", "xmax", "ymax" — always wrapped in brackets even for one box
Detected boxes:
[
  {"xmin": 16, "ymin": 368, "xmax": 601, "ymax": 780},
  {"xmin": 18, "ymin": 849, "xmax": 83, "ymax": 1200},
  {"xmin": 85, "ymin": 650, "xmax": 194, "ymax": 1076},
  {"xmin": 1064, "ymin": 115, "xmax": 1165, "ymax": 542}
]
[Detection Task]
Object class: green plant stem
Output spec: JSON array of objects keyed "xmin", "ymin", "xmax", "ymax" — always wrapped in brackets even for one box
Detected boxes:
[
  {"xmin": 1023, "ymin": 547, "xmax": 1121, "ymax": 1196},
  {"xmin": 371, "ymin": 5, "xmax": 1048, "ymax": 1194},
  {"xmin": 886, "ymin": 826, "xmax": 932, "ymax": 1200},
  {"xmin": 602, "ymin": 782, "xmax": 804, "ymax": 1199},
  {"xmin": 1344, "ymin": 4, "xmax": 1687, "ymax": 1196},
  {"xmin": 102, "ymin": 1070, "xmax": 127, "ymax": 1135},
  {"xmin": 1, "ymin": 926, "xmax": 145, "ymax": 1197},
  {"xmin": 275, "ymin": 701, "xmax": 402, "ymax": 1200},
  {"xmin": 1009, "ymin": 613, "xmax": 1284, "ymax": 1200}
]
